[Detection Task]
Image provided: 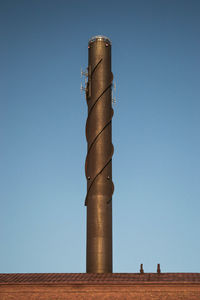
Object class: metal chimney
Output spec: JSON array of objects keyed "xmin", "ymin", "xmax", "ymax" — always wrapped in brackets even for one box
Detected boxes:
[{"xmin": 84, "ymin": 35, "xmax": 114, "ymax": 273}]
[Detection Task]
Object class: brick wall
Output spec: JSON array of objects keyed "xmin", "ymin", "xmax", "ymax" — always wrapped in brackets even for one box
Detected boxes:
[{"xmin": 1, "ymin": 283, "xmax": 200, "ymax": 300}]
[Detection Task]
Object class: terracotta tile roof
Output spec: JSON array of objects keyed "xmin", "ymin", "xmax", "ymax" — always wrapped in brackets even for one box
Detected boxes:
[{"xmin": 0, "ymin": 273, "xmax": 200, "ymax": 285}]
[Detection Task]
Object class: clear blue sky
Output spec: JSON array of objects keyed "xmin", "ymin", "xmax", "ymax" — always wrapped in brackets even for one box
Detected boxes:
[{"xmin": 1, "ymin": 0, "xmax": 200, "ymax": 273}]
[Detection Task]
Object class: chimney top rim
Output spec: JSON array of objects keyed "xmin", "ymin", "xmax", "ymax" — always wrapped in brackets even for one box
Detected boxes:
[{"xmin": 89, "ymin": 35, "xmax": 111, "ymax": 45}]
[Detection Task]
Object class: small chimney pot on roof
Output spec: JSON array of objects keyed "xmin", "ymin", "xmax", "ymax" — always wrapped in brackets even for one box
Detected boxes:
[
  {"xmin": 157, "ymin": 264, "xmax": 161, "ymax": 274},
  {"xmin": 140, "ymin": 264, "xmax": 144, "ymax": 274}
]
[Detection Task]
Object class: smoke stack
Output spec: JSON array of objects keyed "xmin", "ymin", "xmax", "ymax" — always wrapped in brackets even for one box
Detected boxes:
[{"xmin": 85, "ymin": 36, "xmax": 114, "ymax": 273}]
